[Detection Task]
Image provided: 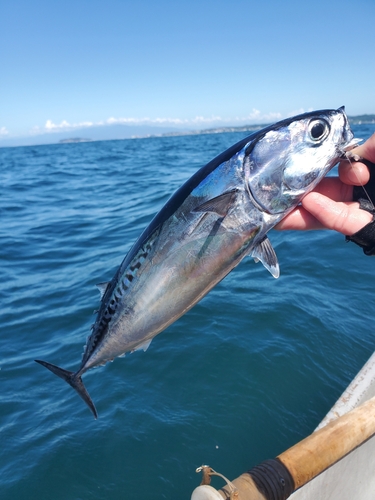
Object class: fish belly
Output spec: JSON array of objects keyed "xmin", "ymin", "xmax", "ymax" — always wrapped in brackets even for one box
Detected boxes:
[{"xmin": 87, "ymin": 220, "xmax": 258, "ymax": 367}]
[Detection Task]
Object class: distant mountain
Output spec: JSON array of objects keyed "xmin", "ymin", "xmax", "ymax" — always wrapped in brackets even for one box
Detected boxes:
[{"xmin": 0, "ymin": 124, "xmax": 183, "ymax": 148}]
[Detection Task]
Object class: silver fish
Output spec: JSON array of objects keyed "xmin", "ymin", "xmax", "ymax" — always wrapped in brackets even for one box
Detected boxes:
[{"xmin": 36, "ymin": 107, "xmax": 355, "ymax": 418}]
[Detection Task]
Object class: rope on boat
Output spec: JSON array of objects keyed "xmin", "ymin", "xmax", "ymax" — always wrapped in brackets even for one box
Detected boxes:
[{"xmin": 192, "ymin": 394, "xmax": 375, "ymax": 499}]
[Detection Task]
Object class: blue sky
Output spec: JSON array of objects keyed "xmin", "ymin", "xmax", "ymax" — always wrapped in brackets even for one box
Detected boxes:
[{"xmin": 1, "ymin": 0, "xmax": 374, "ymax": 144}]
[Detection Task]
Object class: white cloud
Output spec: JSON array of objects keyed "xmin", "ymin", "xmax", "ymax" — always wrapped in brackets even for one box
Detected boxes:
[
  {"xmin": 286, "ymin": 107, "xmax": 314, "ymax": 117},
  {"xmin": 104, "ymin": 110, "xmax": 279, "ymax": 127},
  {"xmin": 230, "ymin": 109, "xmax": 282, "ymax": 123},
  {"xmin": 0, "ymin": 126, "xmax": 9, "ymax": 136},
  {"xmin": 44, "ymin": 119, "xmax": 95, "ymax": 131},
  {"xmin": 105, "ymin": 116, "xmax": 224, "ymax": 125},
  {"xmin": 35, "ymin": 110, "xmax": 284, "ymax": 135}
]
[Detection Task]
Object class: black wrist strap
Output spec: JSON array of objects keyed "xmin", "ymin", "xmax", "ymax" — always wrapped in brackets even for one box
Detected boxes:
[
  {"xmin": 346, "ymin": 159, "xmax": 375, "ymax": 255},
  {"xmin": 353, "ymin": 159, "xmax": 375, "ymax": 202}
]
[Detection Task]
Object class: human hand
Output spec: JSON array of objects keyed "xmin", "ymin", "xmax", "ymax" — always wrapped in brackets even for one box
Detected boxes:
[{"xmin": 276, "ymin": 133, "xmax": 375, "ymax": 235}]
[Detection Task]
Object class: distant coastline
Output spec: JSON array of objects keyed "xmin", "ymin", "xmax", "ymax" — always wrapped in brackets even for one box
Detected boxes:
[
  {"xmin": 160, "ymin": 114, "xmax": 375, "ymax": 138},
  {"xmin": 1, "ymin": 114, "xmax": 375, "ymax": 148},
  {"xmin": 58, "ymin": 114, "xmax": 375, "ymax": 144},
  {"xmin": 59, "ymin": 138, "xmax": 92, "ymax": 144},
  {"xmin": 348, "ymin": 114, "xmax": 375, "ymax": 124}
]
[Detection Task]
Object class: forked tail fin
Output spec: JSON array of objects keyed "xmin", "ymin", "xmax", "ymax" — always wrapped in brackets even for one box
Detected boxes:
[{"xmin": 35, "ymin": 359, "xmax": 98, "ymax": 419}]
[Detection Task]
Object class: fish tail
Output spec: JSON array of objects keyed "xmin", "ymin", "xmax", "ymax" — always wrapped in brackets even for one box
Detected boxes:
[{"xmin": 35, "ymin": 359, "xmax": 98, "ymax": 419}]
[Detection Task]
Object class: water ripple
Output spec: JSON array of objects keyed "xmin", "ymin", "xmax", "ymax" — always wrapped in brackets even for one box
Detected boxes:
[{"xmin": 1, "ymin": 125, "xmax": 375, "ymax": 499}]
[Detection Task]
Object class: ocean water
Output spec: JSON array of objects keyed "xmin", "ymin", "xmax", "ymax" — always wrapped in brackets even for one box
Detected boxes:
[{"xmin": 1, "ymin": 123, "xmax": 375, "ymax": 499}]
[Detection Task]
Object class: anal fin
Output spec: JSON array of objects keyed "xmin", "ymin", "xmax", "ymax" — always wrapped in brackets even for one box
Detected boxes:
[
  {"xmin": 132, "ymin": 339, "xmax": 152, "ymax": 353},
  {"xmin": 251, "ymin": 237, "xmax": 280, "ymax": 278}
]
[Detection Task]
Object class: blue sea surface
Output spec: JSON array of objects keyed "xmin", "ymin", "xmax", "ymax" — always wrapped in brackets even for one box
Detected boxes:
[{"xmin": 1, "ymin": 123, "xmax": 375, "ymax": 499}]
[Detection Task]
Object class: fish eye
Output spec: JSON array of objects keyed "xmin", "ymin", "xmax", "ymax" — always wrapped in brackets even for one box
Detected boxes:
[{"xmin": 308, "ymin": 119, "xmax": 330, "ymax": 142}]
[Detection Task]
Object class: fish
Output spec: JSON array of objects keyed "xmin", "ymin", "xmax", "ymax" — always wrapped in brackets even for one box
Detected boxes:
[{"xmin": 36, "ymin": 106, "xmax": 356, "ymax": 418}]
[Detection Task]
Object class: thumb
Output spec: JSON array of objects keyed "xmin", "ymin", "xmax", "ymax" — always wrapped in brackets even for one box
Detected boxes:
[{"xmin": 351, "ymin": 133, "xmax": 375, "ymax": 163}]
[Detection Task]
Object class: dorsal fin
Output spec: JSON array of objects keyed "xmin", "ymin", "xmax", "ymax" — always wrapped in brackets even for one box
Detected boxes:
[{"xmin": 96, "ymin": 281, "xmax": 110, "ymax": 300}]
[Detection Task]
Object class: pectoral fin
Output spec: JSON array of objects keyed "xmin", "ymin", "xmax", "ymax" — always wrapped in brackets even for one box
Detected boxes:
[
  {"xmin": 193, "ymin": 190, "xmax": 238, "ymax": 217},
  {"xmin": 251, "ymin": 237, "xmax": 280, "ymax": 278}
]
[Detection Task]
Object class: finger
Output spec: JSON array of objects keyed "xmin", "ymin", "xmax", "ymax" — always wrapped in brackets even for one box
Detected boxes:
[
  {"xmin": 338, "ymin": 160, "xmax": 370, "ymax": 186},
  {"xmin": 275, "ymin": 205, "xmax": 324, "ymax": 230},
  {"xmin": 312, "ymin": 177, "xmax": 353, "ymax": 202},
  {"xmin": 301, "ymin": 192, "xmax": 372, "ymax": 235},
  {"xmin": 350, "ymin": 132, "xmax": 375, "ymax": 163},
  {"xmin": 276, "ymin": 176, "xmax": 357, "ymax": 231}
]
